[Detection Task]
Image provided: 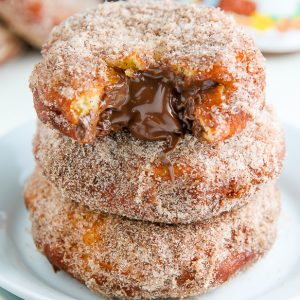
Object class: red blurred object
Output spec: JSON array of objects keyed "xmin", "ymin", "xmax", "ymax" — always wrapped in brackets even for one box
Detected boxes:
[{"xmin": 219, "ymin": 0, "xmax": 256, "ymax": 16}]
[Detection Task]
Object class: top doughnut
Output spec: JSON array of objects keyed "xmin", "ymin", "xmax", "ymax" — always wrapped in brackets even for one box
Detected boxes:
[{"xmin": 30, "ymin": 0, "xmax": 265, "ymax": 146}]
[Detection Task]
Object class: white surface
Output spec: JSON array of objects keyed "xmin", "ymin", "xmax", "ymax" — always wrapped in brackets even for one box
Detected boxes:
[
  {"xmin": 0, "ymin": 50, "xmax": 300, "ymax": 299},
  {"xmin": 0, "ymin": 122, "xmax": 299, "ymax": 300},
  {"xmin": 257, "ymin": 0, "xmax": 299, "ymax": 17}
]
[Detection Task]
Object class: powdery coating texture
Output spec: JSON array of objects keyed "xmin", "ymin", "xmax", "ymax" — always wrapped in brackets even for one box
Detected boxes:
[
  {"xmin": 34, "ymin": 106, "xmax": 285, "ymax": 224},
  {"xmin": 30, "ymin": 0, "xmax": 265, "ymax": 143},
  {"xmin": 25, "ymin": 170, "xmax": 280, "ymax": 299},
  {"xmin": 0, "ymin": 0, "xmax": 100, "ymax": 48},
  {"xmin": 0, "ymin": 23, "xmax": 23, "ymax": 64}
]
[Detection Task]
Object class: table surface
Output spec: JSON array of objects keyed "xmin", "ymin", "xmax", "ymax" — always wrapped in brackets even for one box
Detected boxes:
[{"xmin": 0, "ymin": 49, "xmax": 300, "ymax": 300}]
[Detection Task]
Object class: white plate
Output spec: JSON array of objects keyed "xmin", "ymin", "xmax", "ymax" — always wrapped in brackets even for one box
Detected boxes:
[
  {"xmin": 247, "ymin": 29, "xmax": 300, "ymax": 54},
  {"xmin": 0, "ymin": 122, "xmax": 300, "ymax": 300}
]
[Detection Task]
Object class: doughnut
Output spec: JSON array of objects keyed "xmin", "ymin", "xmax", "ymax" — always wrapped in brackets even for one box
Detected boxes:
[
  {"xmin": 30, "ymin": 0, "xmax": 265, "ymax": 147},
  {"xmin": 34, "ymin": 106, "xmax": 285, "ymax": 224},
  {"xmin": 0, "ymin": 23, "xmax": 23, "ymax": 64},
  {"xmin": 25, "ymin": 169, "xmax": 280, "ymax": 299},
  {"xmin": 0, "ymin": 0, "xmax": 99, "ymax": 48}
]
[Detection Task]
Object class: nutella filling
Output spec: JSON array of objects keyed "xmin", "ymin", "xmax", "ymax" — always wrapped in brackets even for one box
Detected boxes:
[
  {"xmin": 99, "ymin": 70, "xmax": 218, "ymax": 146},
  {"xmin": 103, "ymin": 70, "xmax": 184, "ymax": 151},
  {"xmin": 97, "ymin": 69, "xmax": 218, "ymax": 179}
]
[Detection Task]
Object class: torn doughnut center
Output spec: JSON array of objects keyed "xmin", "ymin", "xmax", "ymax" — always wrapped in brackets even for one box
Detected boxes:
[{"xmin": 97, "ymin": 69, "xmax": 219, "ymax": 151}]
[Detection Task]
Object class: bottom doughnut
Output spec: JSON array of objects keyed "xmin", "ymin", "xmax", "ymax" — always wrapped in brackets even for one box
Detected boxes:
[{"xmin": 24, "ymin": 169, "xmax": 280, "ymax": 299}]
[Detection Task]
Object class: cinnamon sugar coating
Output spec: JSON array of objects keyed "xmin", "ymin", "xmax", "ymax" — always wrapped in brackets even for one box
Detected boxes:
[
  {"xmin": 30, "ymin": 0, "xmax": 265, "ymax": 144},
  {"xmin": 25, "ymin": 170, "xmax": 280, "ymax": 299},
  {"xmin": 34, "ymin": 106, "xmax": 285, "ymax": 224}
]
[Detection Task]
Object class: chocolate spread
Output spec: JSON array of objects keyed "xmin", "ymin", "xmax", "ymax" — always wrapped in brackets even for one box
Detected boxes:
[{"xmin": 98, "ymin": 69, "xmax": 217, "ymax": 151}]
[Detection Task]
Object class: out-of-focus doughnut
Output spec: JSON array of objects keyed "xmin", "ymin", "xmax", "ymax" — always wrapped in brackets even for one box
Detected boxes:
[
  {"xmin": 0, "ymin": 23, "xmax": 23, "ymax": 64},
  {"xmin": 25, "ymin": 169, "xmax": 280, "ymax": 299},
  {"xmin": 34, "ymin": 106, "xmax": 284, "ymax": 224},
  {"xmin": 30, "ymin": 0, "xmax": 265, "ymax": 146},
  {"xmin": 0, "ymin": 0, "xmax": 99, "ymax": 48}
]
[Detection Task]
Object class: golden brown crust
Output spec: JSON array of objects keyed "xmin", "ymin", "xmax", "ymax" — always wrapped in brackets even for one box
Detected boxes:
[
  {"xmin": 25, "ymin": 169, "xmax": 280, "ymax": 299},
  {"xmin": 30, "ymin": 0, "xmax": 265, "ymax": 143},
  {"xmin": 0, "ymin": 0, "xmax": 99, "ymax": 48},
  {"xmin": 34, "ymin": 106, "xmax": 285, "ymax": 224}
]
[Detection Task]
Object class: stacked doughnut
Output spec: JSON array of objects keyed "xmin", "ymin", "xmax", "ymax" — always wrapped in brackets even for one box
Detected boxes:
[
  {"xmin": 25, "ymin": 1, "xmax": 285, "ymax": 299},
  {"xmin": 0, "ymin": 0, "xmax": 105, "ymax": 64}
]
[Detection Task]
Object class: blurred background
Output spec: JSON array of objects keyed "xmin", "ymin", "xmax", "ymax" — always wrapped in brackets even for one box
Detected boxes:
[{"xmin": 0, "ymin": 0, "xmax": 300, "ymax": 299}]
